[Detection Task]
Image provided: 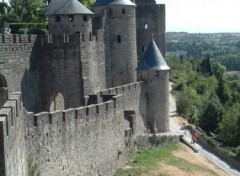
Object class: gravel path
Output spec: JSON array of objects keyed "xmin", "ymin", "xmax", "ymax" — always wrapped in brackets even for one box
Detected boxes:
[{"xmin": 169, "ymin": 88, "xmax": 240, "ymax": 176}]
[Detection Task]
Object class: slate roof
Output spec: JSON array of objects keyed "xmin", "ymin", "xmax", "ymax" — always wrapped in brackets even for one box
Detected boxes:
[
  {"xmin": 46, "ymin": 0, "xmax": 93, "ymax": 16},
  {"xmin": 136, "ymin": 39, "xmax": 170, "ymax": 71},
  {"xmin": 94, "ymin": 0, "xmax": 135, "ymax": 6}
]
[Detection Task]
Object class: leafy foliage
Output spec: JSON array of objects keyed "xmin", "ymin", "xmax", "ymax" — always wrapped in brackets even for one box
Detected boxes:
[
  {"xmin": 78, "ymin": 0, "xmax": 96, "ymax": 11},
  {"xmin": 218, "ymin": 103, "xmax": 240, "ymax": 146},
  {"xmin": 9, "ymin": 0, "xmax": 47, "ymax": 23},
  {"xmin": 199, "ymin": 93, "xmax": 225, "ymax": 132}
]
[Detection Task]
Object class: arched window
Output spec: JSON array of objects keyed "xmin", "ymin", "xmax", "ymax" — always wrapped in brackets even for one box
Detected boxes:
[
  {"xmin": 49, "ymin": 92, "xmax": 65, "ymax": 112},
  {"xmin": 0, "ymin": 74, "xmax": 8, "ymax": 109},
  {"xmin": 117, "ymin": 35, "xmax": 121, "ymax": 43},
  {"xmin": 142, "ymin": 46, "xmax": 145, "ymax": 52}
]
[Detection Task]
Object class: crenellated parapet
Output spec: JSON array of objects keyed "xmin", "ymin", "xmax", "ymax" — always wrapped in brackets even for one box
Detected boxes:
[
  {"xmin": 22, "ymin": 81, "xmax": 143, "ymax": 175},
  {"xmin": 0, "ymin": 34, "xmax": 37, "ymax": 45},
  {"xmin": 0, "ymin": 92, "xmax": 27, "ymax": 176},
  {"xmin": 36, "ymin": 30, "xmax": 103, "ymax": 49}
]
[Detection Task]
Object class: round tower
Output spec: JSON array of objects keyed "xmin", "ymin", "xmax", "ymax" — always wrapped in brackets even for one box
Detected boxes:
[
  {"xmin": 46, "ymin": 0, "xmax": 93, "ymax": 34},
  {"xmin": 137, "ymin": 38, "xmax": 170, "ymax": 133},
  {"xmin": 94, "ymin": 0, "xmax": 137, "ymax": 87},
  {"xmin": 135, "ymin": 0, "xmax": 166, "ymax": 60}
]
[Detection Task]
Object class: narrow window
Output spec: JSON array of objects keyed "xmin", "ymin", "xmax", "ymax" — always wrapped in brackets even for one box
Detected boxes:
[
  {"xmin": 122, "ymin": 9, "xmax": 125, "ymax": 14},
  {"xmin": 55, "ymin": 16, "xmax": 61, "ymax": 22},
  {"xmin": 68, "ymin": 15, "xmax": 74, "ymax": 21},
  {"xmin": 117, "ymin": 35, "xmax": 121, "ymax": 43},
  {"xmin": 155, "ymin": 71, "xmax": 159, "ymax": 77},
  {"xmin": 82, "ymin": 33, "xmax": 85, "ymax": 41},
  {"xmin": 144, "ymin": 23, "xmax": 148, "ymax": 29},
  {"xmin": 83, "ymin": 15, "xmax": 87, "ymax": 21},
  {"xmin": 142, "ymin": 46, "xmax": 145, "ymax": 52},
  {"xmin": 89, "ymin": 31, "xmax": 92, "ymax": 41}
]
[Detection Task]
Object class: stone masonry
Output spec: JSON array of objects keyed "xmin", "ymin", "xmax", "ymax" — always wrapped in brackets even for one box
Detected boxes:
[{"xmin": 0, "ymin": 0, "xmax": 170, "ymax": 175}]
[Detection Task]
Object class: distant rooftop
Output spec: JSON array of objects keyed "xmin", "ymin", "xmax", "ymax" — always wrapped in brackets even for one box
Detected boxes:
[
  {"xmin": 137, "ymin": 39, "xmax": 170, "ymax": 71},
  {"xmin": 46, "ymin": 0, "xmax": 93, "ymax": 16},
  {"xmin": 94, "ymin": 0, "xmax": 135, "ymax": 6}
]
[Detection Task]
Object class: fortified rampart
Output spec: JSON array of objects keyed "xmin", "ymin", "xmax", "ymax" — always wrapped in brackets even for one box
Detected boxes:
[
  {"xmin": 0, "ymin": 35, "xmax": 37, "ymax": 104},
  {"xmin": 0, "ymin": 82, "xmax": 146, "ymax": 176},
  {"xmin": 0, "ymin": 93, "xmax": 27, "ymax": 176},
  {"xmin": 0, "ymin": 0, "xmax": 171, "ymax": 175},
  {"xmin": 0, "ymin": 31, "xmax": 106, "ymax": 113}
]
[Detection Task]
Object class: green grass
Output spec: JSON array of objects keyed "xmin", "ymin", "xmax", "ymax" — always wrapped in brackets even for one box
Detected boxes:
[{"xmin": 114, "ymin": 144, "xmax": 218, "ymax": 176}]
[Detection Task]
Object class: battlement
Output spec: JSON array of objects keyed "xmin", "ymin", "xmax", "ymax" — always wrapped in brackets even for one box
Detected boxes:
[
  {"xmin": 24, "ymin": 82, "xmax": 142, "ymax": 137},
  {"xmin": 100, "ymin": 82, "xmax": 142, "ymax": 95},
  {"xmin": 37, "ymin": 30, "xmax": 103, "ymax": 48},
  {"xmin": 0, "ymin": 34, "xmax": 37, "ymax": 44},
  {"xmin": 0, "ymin": 92, "xmax": 22, "ymax": 138}
]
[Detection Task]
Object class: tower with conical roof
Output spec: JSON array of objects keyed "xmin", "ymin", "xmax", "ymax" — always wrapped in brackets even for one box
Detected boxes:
[
  {"xmin": 137, "ymin": 38, "xmax": 170, "ymax": 133},
  {"xmin": 94, "ymin": 0, "xmax": 137, "ymax": 87},
  {"xmin": 46, "ymin": 0, "xmax": 94, "ymax": 34}
]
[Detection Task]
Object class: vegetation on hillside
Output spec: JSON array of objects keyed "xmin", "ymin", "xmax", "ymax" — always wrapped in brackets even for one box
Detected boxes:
[{"xmin": 168, "ymin": 55, "xmax": 240, "ymax": 159}]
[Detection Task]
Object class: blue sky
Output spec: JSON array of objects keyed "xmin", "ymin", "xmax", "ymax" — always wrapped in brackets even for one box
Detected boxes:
[{"xmin": 4, "ymin": 0, "xmax": 240, "ymax": 33}]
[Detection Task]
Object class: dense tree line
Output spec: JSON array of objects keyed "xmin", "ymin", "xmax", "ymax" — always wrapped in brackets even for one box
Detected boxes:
[
  {"xmin": 0, "ymin": 0, "xmax": 95, "ymax": 26},
  {"xmin": 169, "ymin": 56, "xmax": 240, "ymax": 158}
]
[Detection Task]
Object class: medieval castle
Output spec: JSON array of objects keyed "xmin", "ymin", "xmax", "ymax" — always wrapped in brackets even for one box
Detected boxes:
[{"xmin": 0, "ymin": 0, "xmax": 173, "ymax": 175}]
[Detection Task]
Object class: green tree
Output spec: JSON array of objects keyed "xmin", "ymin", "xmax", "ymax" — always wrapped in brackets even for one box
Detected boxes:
[
  {"xmin": 218, "ymin": 103, "xmax": 240, "ymax": 146},
  {"xmin": 176, "ymin": 93, "xmax": 192, "ymax": 117},
  {"xmin": 78, "ymin": 0, "xmax": 95, "ymax": 11},
  {"xmin": 10, "ymin": 0, "xmax": 47, "ymax": 22},
  {"xmin": 199, "ymin": 93, "xmax": 225, "ymax": 132},
  {"xmin": 212, "ymin": 62, "xmax": 226, "ymax": 81},
  {"xmin": 200, "ymin": 55, "xmax": 212, "ymax": 76},
  {"xmin": 217, "ymin": 78, "xmax": 232, "ymax": 106}
]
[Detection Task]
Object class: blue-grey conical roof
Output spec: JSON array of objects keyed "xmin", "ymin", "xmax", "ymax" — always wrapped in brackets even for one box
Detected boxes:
[
  {"xmin": 137, "ymin": 39, "xmax": 170, "ymax": 71},
  {"xmin": 94, "ymin": 0, "xmax": 135, "ymax": 6},
  {"xmin": 46, "ymin": 0, "xmax": 93, "ymax": 15}
]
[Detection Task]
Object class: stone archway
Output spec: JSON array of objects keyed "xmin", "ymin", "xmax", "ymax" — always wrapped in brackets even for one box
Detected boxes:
[
  {"xmin": 49, "ymin": 91, "xmax": 65, "ymax": 112},
  {"xmin": 0, "ymin": 74, "xmax": 8, "ymax": 109}
]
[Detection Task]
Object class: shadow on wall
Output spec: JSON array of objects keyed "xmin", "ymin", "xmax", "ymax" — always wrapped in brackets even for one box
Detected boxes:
[
  {"xmin": 21, "ymin": 35, "xmax": 42, "ymax": 113},
  {"xmin": 0, "ymin": 74, "xmax": 8, "ymax": 109}
]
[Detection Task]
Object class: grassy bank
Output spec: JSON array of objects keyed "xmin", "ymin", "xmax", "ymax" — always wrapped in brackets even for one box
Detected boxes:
[{"xmin": 114, "ymin": 144, "xmax": 220, "ymax": 176}]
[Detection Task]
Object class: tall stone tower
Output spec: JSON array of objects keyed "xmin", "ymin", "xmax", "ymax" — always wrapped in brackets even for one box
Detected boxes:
[
  {"xmin": 137, "ymin": 38, "xmax": 170, "ymax": 133},
  {"xmin": 135, "ymin": 0, "xmax": 165, "ymax": 59},
  {"xmin": 46, "ymin": 0, "xmax": 93, "ymax": 34},
  {"xmin": 94, "ymin": 0, "xmax": 137, "ymax": 87}
]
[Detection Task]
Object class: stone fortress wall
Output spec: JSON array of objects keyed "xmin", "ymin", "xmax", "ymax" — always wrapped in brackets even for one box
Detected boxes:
[
  {"xmin": 0, "ymin": 82, "xmax": 146, "ymax": 176},
  {"xmin": 0, "ymin": 0, "xmax": 171, "ymax": 175}
]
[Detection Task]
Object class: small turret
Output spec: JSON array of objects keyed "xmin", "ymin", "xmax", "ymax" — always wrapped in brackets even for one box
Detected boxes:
[
  {"xmin": 46, "ymin": 0, "xmax": 93, "ymax": 34},
  {"xmin": 94, "ymin": 0, "xmax": 137, "ymax": 87},
  {"xmin": 137, "ymin": 38, "xmax": 170, "ymax": 133}
]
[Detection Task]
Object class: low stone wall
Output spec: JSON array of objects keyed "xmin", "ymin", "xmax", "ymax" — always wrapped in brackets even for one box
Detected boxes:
[
  {"xmin": 185, "ymin": 125, "xmax": 240, "ymax": 171},
  {"xmin": 135, "ymin": 133, "xmax": 180, "ymax": 150}
]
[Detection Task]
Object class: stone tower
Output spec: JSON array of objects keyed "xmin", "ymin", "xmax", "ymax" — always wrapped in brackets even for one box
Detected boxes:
[
  {"xmin": 94, "ymin": 0, "xmax": 137, "ymax": 87},
  {"xmin": 137, "ymin": 38, "xmax": 170, "ymax": 133},
  {"xmin": 135, "ymin": 0, "xmax": 165, "ymax": 59},
  {"xmin": 46, "ymin": 0, "xmax": 93, "ymax": 34}
]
